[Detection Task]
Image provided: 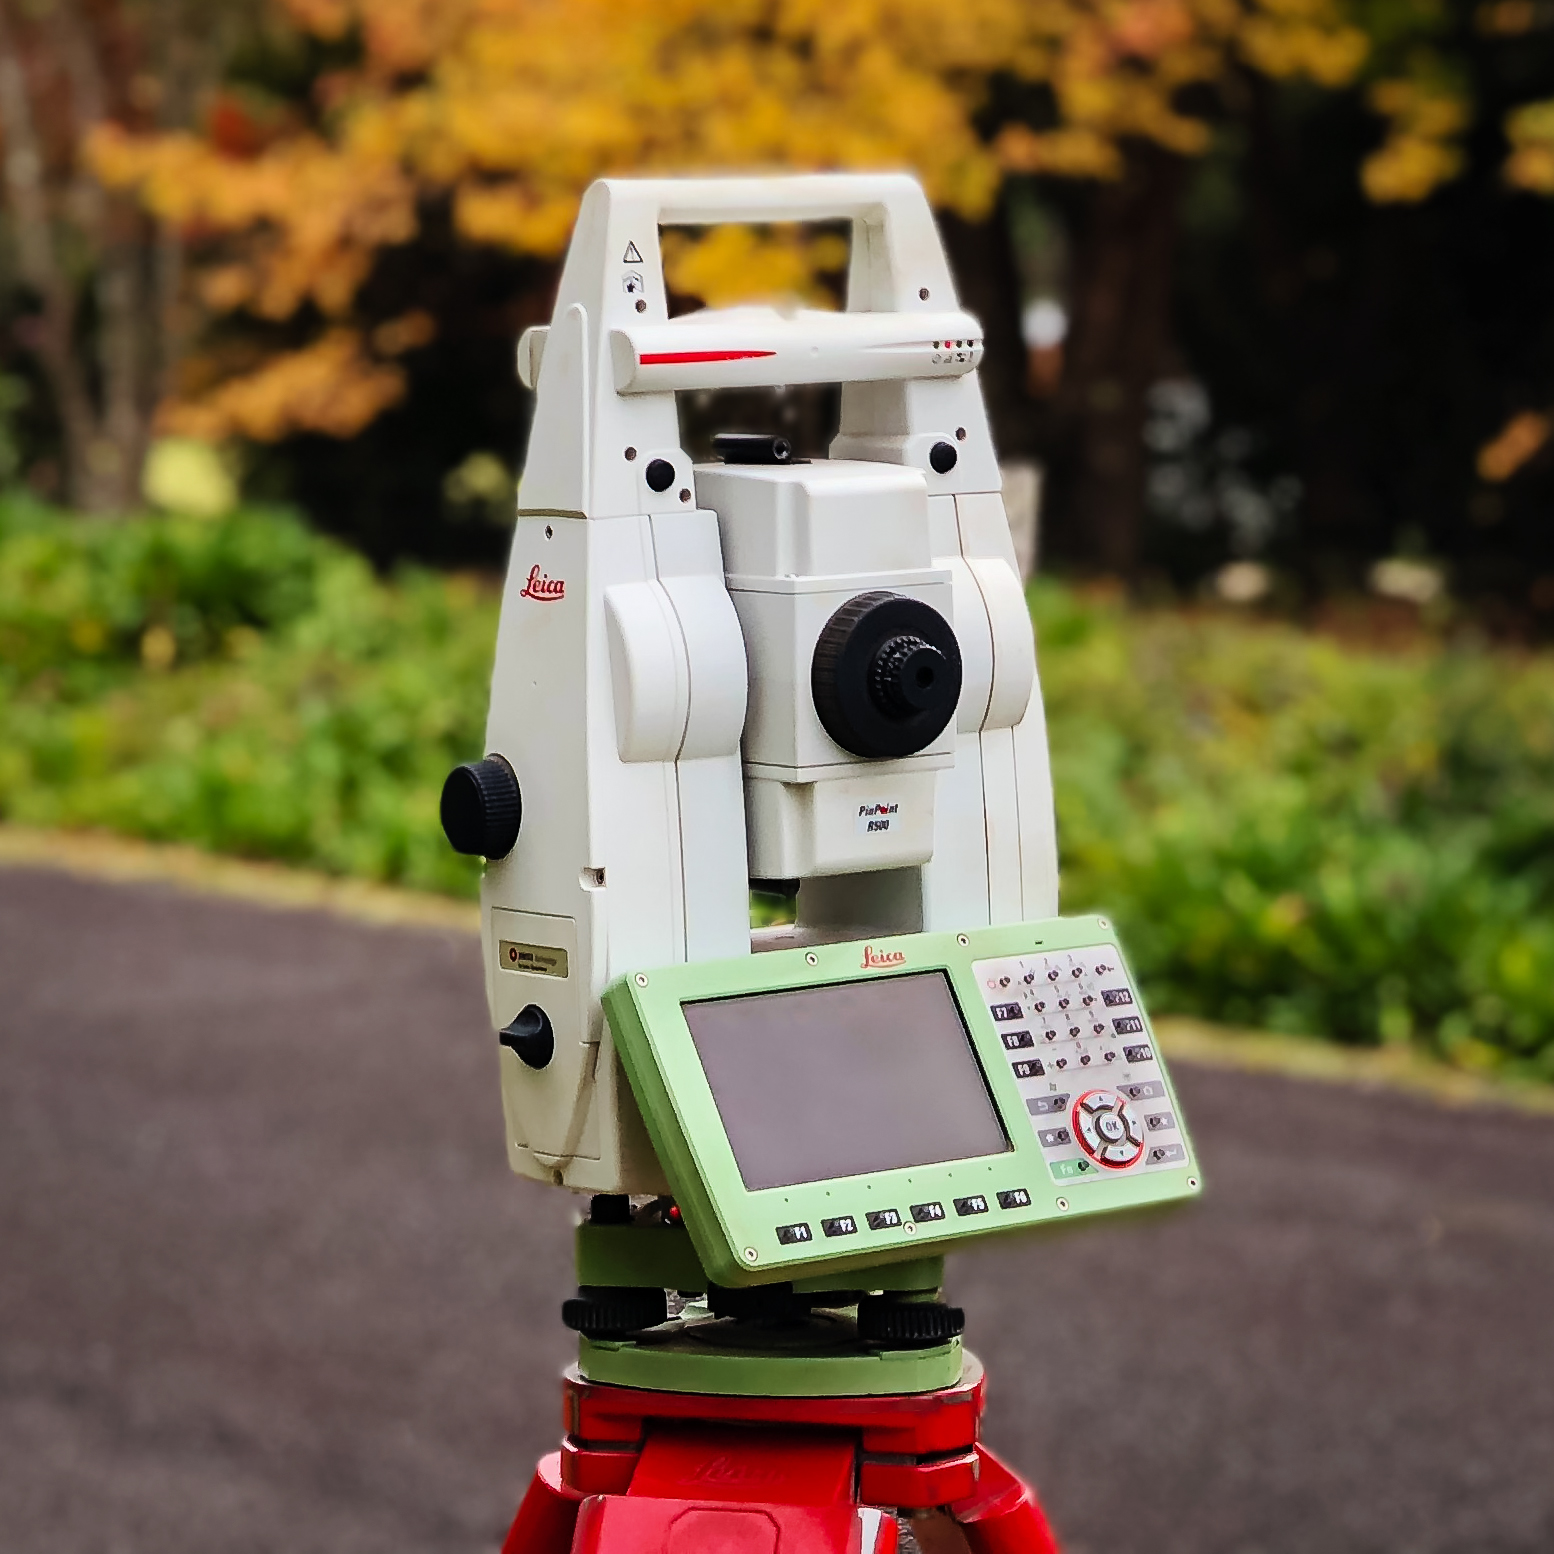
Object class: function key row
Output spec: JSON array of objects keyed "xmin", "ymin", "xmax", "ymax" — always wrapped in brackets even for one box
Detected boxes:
[{"xmin": 774, "ymin": 1188, "xmax": 1035, "ymax": 1246}]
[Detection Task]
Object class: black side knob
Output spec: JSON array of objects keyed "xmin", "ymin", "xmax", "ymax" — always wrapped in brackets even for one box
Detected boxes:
[
  {"xmin": 857, "ymin": 1296, "xmax": 965, "ymax": 1349},
  {"xmin": 811, "ymin": 591, "xmax": 962, "ymax": 759},
  {"xmin": 440, "ymin": 755, "xmax": 521, "ymax": 858},
  {"xmin": 645, "ymin": 457, "xmax": 676, "ymax": 491},
  {"xmin": 499, "ymin": 1004, "xmax": 554, "ymax": 1069},
  {"xmin": 929, "ymin": 440, "xmax": 958, "ymax": 474}
]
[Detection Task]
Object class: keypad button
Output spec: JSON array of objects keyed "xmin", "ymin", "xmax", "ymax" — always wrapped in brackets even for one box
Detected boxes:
[
  {"xmin": 866, "ymin": 1208, "xmax": 903, "ymax": 1230},
  {"xmin": 776, "ymin": 1222, "xmax": 812, "ymax": 1245},
  {"xmin": 997, "ymin": 1188, "xmax": 1032, "ymax": 1209}
]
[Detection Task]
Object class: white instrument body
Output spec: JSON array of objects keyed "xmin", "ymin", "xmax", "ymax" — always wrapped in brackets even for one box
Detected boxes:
[{"xmin": 484, "ymin": 174, "xmax": 1058, "ymax": 1193}]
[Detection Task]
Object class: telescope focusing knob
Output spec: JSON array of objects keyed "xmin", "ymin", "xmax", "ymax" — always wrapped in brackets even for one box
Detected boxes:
[
  {"xmin": 499, "ymin": 1004, "xmax": 555, "ymax": 1069},
  {"xmin": 812, "ymin": 591, "xmax": 962, "ymax": 759},
  {"xmin": 440, "ymin": 755, "xmax": 522, "ymax": 858}
]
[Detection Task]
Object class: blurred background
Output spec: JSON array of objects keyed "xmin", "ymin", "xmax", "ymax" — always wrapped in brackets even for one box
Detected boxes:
[
  {"xmin": 5, "ymin": 0, "xmax": 1554, "ymax": 1077},
  {"xmin": 3, "ymin": 5, "xmax": 1554, "ymax": 1551}
]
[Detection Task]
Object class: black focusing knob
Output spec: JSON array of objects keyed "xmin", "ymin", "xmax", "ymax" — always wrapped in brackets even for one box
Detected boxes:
[
  {"xmin": 812, "ymin": 591, "xmax": 962, "ymax": 759},
  {"xmin": 440, "ymin": 755, "xmax": 522, "ymax": 858},
  {"xmin": 929, "ymin": 440, "xmax": 958, "ymax": 474},
  {"xmin": 869, "ymin": 633, "xmax": 949, "ymax": 718},
  {"xmin": 645, "ymin": 457, "xmax": 676, "ymax": 492},
  {"xmin": 499, "ymin": 1004, "xmax": 554, "ymax": 1069}
]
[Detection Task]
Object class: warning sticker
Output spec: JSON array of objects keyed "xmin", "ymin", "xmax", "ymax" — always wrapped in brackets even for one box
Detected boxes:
[{"xmin": 622, "ymin": 240, "xmax": 644, "ymax": 264}]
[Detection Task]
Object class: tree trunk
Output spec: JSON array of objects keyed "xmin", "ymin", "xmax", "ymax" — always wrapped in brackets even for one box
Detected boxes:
[
  {"xmin": 1044, "ymin": 144, "xmax": 1188, "ymax": 576},
  {"xmin": 0, "ymin": 0, "xmax": 167, "ymax": 513}
]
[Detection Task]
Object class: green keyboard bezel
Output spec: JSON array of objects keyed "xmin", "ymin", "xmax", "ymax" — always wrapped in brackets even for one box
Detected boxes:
[{"xmin": 602, "ymin": 915, "xmax": 1201, "ymax": 1287}]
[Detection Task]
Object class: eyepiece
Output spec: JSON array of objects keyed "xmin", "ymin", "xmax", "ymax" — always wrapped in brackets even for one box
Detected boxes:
[{"xmin": 869, "ymin": 633, "xmax": 949, "ymax": 718}]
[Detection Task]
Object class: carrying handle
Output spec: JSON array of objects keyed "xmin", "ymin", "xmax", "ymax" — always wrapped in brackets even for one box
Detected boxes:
[{"xmin": 589, "ymin": 172, "xmax": 957, "ymax": 317}]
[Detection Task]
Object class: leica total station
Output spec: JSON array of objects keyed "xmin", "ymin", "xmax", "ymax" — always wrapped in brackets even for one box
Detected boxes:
[{"xmin": 439, "ymin": 173, "xmax": 1200, "ymax": 1554}]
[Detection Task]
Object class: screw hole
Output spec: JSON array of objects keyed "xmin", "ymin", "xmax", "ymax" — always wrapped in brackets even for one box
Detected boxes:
[
  {"xmin": 544, "ymin": 524, "xmax": 553, "ymax": 538},
  {"xmin": 919, "ymin": 287, "xmax": 930, "ymax": 300},
  {"xmin": 956, "ymin": 426, "xmax": 967, "ymax": 440},
  {"xmin": 624, "ymin": 447, "xmax": 637, "ymax": 461},
  {"xmin": 635, "ymin": 298, "xmax": 647, "ymax": 313},
  {"xmin": 679, "ymin": 487, "xmax": 691, "ymax": 503}
]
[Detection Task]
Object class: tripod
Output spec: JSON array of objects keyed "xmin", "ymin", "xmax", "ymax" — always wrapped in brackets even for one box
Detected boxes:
[{"xmin": 502, "ymin": 1360, "xmax": 1062, "ymax": 1554}]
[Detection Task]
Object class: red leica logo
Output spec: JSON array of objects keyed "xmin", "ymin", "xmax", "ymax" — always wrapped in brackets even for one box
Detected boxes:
[
  {"xmin": 520, "ymin": 564, "xmax": 565, "ymax": 601},
  {"xmin": 690, "ymin": 1455, "xmax": 783, "ymax": 1487},
  {"xmin": 861, "ymin": 945, "xmax": 906, "ymax": 969}
]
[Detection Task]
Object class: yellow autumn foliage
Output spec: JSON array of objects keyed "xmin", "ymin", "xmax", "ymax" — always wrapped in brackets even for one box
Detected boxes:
[
  {"xmin": 91, "ymin": 0, "xmax": 1409, "ymax": 441},
  {"xmin": 1504, "ymin": 99, "xmax": 1554, "ymax": 194},
  {"xmin": 159, "ymin": 331, "xmax": 406, "ymax": 442},
  {"xmin": 1362, "ymin": 75, "xmax": 1470, "ymax": 204}
]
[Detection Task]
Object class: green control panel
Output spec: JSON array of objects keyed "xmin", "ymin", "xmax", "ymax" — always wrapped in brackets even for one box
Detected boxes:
[{"xmin": 603, "ymin": 916, "xmax": 1201, "ymax": 1287}]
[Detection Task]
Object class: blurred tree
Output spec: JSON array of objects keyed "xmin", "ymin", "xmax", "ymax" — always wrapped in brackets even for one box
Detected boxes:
[
  {"xmin": 81, "ymin": 0, "xmax": 1372, "ymax": 546},
  {"xmin": 1157, "ymin": 4, "xmax": 1554, "ymax": 617},
  {"xmin": 0, "ymin": 0, "xmax": 263, "ymax": 511},
  {"xmin": 63, "ymin": 0, "xmax": 1554, "ymax": 572}
]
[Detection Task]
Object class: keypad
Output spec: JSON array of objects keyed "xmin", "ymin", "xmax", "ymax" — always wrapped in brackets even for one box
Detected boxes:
[{"xmin": 973, "ymin": 941, "xmax": 1191, "ymax": 1183}]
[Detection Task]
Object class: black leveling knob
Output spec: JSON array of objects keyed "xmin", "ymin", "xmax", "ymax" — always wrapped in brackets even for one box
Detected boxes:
[
  {"xmin": 811, "ymin": 591, "xmax": 962, "ymax": 759},
  {"xmin": 561, "ymin": 1285, "xmax": 668, "ymax": 1338},
  {"xmin": 440, "ymin": 755, "xmax": 522, "ymax": 858},
  {"xmin": 856, "ymin": 1296, "xmax": 965, "ymax": 1349},
  {"xmin": 499, "ymin": 1004, "xmax": 554, "ymax": 1069}
]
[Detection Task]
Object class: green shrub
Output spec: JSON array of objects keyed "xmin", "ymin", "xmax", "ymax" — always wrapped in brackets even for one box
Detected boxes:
[
  {"xmin": 4, "ymin": 498, "xmax": 1554, "ymax": 1075},
  {"xmin": 0, "ymin": 496, "xmax": 489, "ymax": 897},
  {"xmin": 1035, "ymin": 582, "xmax": 1554, "ymax": 1078}
]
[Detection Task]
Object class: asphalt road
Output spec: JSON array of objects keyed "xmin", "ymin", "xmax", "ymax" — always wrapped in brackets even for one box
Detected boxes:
[{"xmin": 1, "ymin": 866, "xmax": 1551, "ymax": 1554}]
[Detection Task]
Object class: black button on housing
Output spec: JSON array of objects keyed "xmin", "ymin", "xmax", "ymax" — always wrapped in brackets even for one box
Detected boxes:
[
  {"xmin": 929, "ymin": 440, "xmax": 958, "ymax": 473},
  {"xmin": 645, "ymin": 457, "xmax": 676, "ymax": 491}
]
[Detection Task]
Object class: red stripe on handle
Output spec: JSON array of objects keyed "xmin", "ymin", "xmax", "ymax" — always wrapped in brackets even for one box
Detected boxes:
[{"xmin": 638, "ymin": 349, "xmax": 778, "ymax": 365}]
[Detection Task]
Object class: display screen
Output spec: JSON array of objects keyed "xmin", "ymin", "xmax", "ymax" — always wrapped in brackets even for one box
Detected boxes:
[{"xmin": 681, "ymin": 971, "xmax": 1009, "ymax": 1191}]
